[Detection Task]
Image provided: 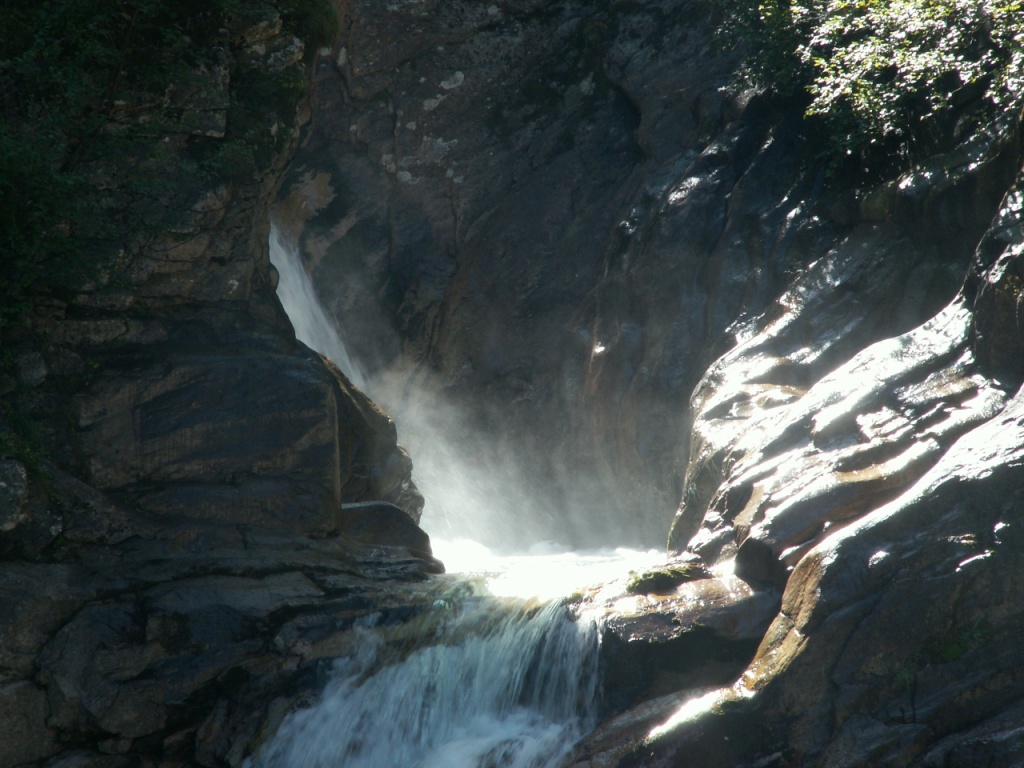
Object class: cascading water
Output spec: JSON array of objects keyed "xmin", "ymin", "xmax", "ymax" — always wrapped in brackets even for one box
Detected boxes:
[
  {"xmin": 251, "ymin": 597, "xmax": 600, "ymax": 768},
  {"xmin": 262, "ymin": 226, "xmax": 662, "ymax": 766}
]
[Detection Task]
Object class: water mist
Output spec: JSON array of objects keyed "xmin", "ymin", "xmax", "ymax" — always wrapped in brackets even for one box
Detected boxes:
[{"xmin": 260, "ymin": 226, "xmax": 663, "ymax": 767}]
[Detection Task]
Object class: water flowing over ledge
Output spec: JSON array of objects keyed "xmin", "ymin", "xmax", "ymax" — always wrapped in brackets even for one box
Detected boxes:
[{"xmin": 249, "ymin": 587, "xmax": 600, "ymax": 768}]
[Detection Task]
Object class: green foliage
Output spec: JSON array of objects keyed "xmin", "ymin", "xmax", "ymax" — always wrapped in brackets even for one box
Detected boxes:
[
  {"xmin": 625, "ymin": 564, "xmax": 707, "ymax": 594},
  {"xmin": 715, "ymin": 0, "xmax": 1024, "ymax": 167},
  {"xmin": 278, "ymin": 0, "xmax": 340, "ymax": 60},
  {"xmin": 714, "ymin": 0, "xmax": 815, "ymax": 96},
  {"xmin": 891, "ymin": 618, "xmax": 992, "ymax": 695},
  {"xmin": 0, "ymin": 400, "xmax": 43, "ymax": 474},
  {"xmin": 0, "ymin": 119, "xmax": 93, "ymax": 323}
]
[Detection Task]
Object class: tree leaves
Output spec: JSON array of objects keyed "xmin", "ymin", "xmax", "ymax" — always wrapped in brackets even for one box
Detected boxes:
[{"xmin": 717, "ymin": 0, "xmax": 1024, "ymax": 166}]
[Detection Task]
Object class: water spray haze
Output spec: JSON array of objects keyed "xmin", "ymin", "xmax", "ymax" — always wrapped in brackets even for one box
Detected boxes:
[
  {"xmin": 264, "ymin": 225, "xmax": 665, "ymax": 767},
  {"xmin": 270, "ymin": 223, "xmax": 568, "ymax": 552}
]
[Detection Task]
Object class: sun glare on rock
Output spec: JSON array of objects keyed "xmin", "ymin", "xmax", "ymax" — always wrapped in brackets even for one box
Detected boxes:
[{"xmin": 432, "ymin": 539, "xmax": 663, "ymax": 601}]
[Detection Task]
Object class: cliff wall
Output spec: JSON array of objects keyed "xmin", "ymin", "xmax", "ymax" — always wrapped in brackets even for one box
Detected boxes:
[
  {"xmin": 2, "ymin": 1, "xmax": 1024, "ymax": 766},
  {"xmin": 0, "ymin": 7, "xmax": 439, "ymax": 767}
]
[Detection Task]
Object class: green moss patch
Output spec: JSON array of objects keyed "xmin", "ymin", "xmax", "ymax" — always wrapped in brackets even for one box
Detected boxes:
[{"xmin": 625, "ymin": 563, "xmax": 711, "ymax": 595}]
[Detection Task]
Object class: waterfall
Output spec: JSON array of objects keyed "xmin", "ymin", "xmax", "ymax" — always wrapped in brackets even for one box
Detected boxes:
[
  {"xmin": 264, "ymin": 227, "xmax": 660, "ymax": 766},
  {"xmin": 269, "ymin": 225, "xmax": 368, "ymax": 390},
  {"xmin": 251, "ymin": 597, "xmax": 600, "ymax": 768},
  {"xmin": 269, "ymin": 225, "xmax": 521, "ymax": 546}
]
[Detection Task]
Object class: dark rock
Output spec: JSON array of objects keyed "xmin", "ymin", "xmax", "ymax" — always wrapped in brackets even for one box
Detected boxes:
[
  {"xmin": 339, "ymin": 501, "xmax": 444, "ymax": 573},
  {"xmin": 0, "ymin": 681, "xmax": 60, "ymax": 766},
  {"xmin": 72, "ymin": 349, "xmax": 415, "ymax": 535},
  {"xmin": 587, "ymin": 566, "xmax": 776, "ymax": 718},
  {"xmin": 275, "ymin": 0, "xmax": 745, "ymax": 548},
  {"xmin": 0, "ymin": 564, "xmax": 98, "ymax": 681},
  {"xmin": 0, "ymin": 459, "xmax": 28, "ymax": 533},
  {"xmin": 42, "ymin": 750, "xmax": 135, "ymax": 768},
  {"xmin": 0, "ymin": 8, "xmax": 429, "ymax": 767},
  {"xmin": 16, "ymin": 352, "xmax": 47, "ymax": 387},
  {"xmin": 971, "ymin": 178, "xmax": 1024, "ymax": 389},
  {"xmin": 2, "ymin": 1, "xmax": 1024, "ymax": 767}
]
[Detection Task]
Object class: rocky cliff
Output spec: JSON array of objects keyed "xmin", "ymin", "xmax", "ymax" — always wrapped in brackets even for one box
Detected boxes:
[
  {"xmin": 0, "ymin": 6, "xmax": 440, "ymax": 767},
  {"xmin": 277, "ymin": 0, "xmax": 1022, "ymax": 552}
]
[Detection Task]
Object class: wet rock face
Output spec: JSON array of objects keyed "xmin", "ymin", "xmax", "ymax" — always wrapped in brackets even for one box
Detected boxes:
[
  {"xmin": 279, "ymin": 0, "xmax": 1018, "ymax": 551},
  {"xmin": 571, "ymin": 147, "xmax": 1024, "ymax": 768},
  {"xmin": 621, "ymin": 386, "xmax": 1024, "ymax": 768},
  {"xmin": 0, "ymin": 460, "xmax": 29, "ymax": 533},
  {"xmin": 0, "ymin": 519, "xmax": 443, "ymax": 768},
  {"xmin": 2, "ymin": 9, "xmax": 425, "ymax": 533},
  {"xmin": 1, "ymin": 1, "xmax": 1023, "ymax": 766},
  {"xmin": 73, "ymin": 347, "xmax": 420, "ymax": 534},
  {"xmin": 269, "ymin": 2, "xmax": 1024, "ymax": 762}
]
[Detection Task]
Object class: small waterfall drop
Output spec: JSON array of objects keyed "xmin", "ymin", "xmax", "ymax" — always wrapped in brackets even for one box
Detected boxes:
[
  {"xmin": 270, "ymin": 225, "xmax": 368, "ymax": 390},
  {"xmin": 264, "ymin": 227, "xmax": 661, "ymax": 766},
  {"xmin": 252, "ymin": 598, "xmax": 600, "ymax": 768}
]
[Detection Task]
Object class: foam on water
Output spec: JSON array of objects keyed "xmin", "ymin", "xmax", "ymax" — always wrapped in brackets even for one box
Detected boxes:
[
  {"xmin": 434, "ymin": 539, "xmax": 663, "ymax": 600},
  {"xmin": 250, "ymin": 596, "xmax": 600, "ymax": 768}
]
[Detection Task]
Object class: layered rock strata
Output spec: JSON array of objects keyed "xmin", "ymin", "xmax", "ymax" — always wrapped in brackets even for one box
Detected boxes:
[
  {"xmin": 0, "ymin": 10, "xmax": 437, "ymax": 768},
  {"xmin": 565, "ymin": 162, "xmax": 1024, "ymax": 768},
  {"xmin": 4, "ymin": 0, "xmax": 1024, "ymax": 766}
]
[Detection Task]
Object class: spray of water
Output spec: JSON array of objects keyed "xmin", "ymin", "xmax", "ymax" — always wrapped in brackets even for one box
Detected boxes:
[{"xmin": 270, "ymin": 224, "xmax": 575, "ymax": 551}]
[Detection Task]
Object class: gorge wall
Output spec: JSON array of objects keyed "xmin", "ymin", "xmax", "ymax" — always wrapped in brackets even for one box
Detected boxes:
[
  {"xmin": 275, "ymin": 0, "xmax": 1022, "ymax": 550},
  {"xmin": 2, "ymin": 0, "xmax": 1024, "ymax": 766}
]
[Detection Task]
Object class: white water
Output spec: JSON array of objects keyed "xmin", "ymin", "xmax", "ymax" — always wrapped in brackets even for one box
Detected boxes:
[
  {"xmin": 264, "ymin": 228, "xmax": 662, "ymax": 767},
  {"xmin": 434, "ymin": 538, "xmax": 663, "ymax": 601},
  {"xmin": 251, "ymin": 599, "xmax": 600, "ymax": 768},
  {"xmin": 270, "ymin": 225, "xmax": 368, "ymax": 389}
]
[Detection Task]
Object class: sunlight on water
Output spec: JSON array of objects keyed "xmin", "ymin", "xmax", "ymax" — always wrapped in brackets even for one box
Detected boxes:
[
  {"xmin": 434, "ymin": 539, "xmax": 665, "ymax": 600},
  {"xmin": 251, "ymin": 597, "xmax": 601, "ymax": 768}
]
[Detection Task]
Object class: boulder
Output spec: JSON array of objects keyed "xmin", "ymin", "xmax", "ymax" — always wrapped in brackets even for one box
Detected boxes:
[
  {"xmin": 339, "ymin": 501, "xmax": 444, "ymax": 572},
  {"xmin": 595, "ymin": 570, "xmax": 776, "ymax": 714},
  {"xmin": 581, "ymin": 149, "xmax": 1024, "ymax": 768}
]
